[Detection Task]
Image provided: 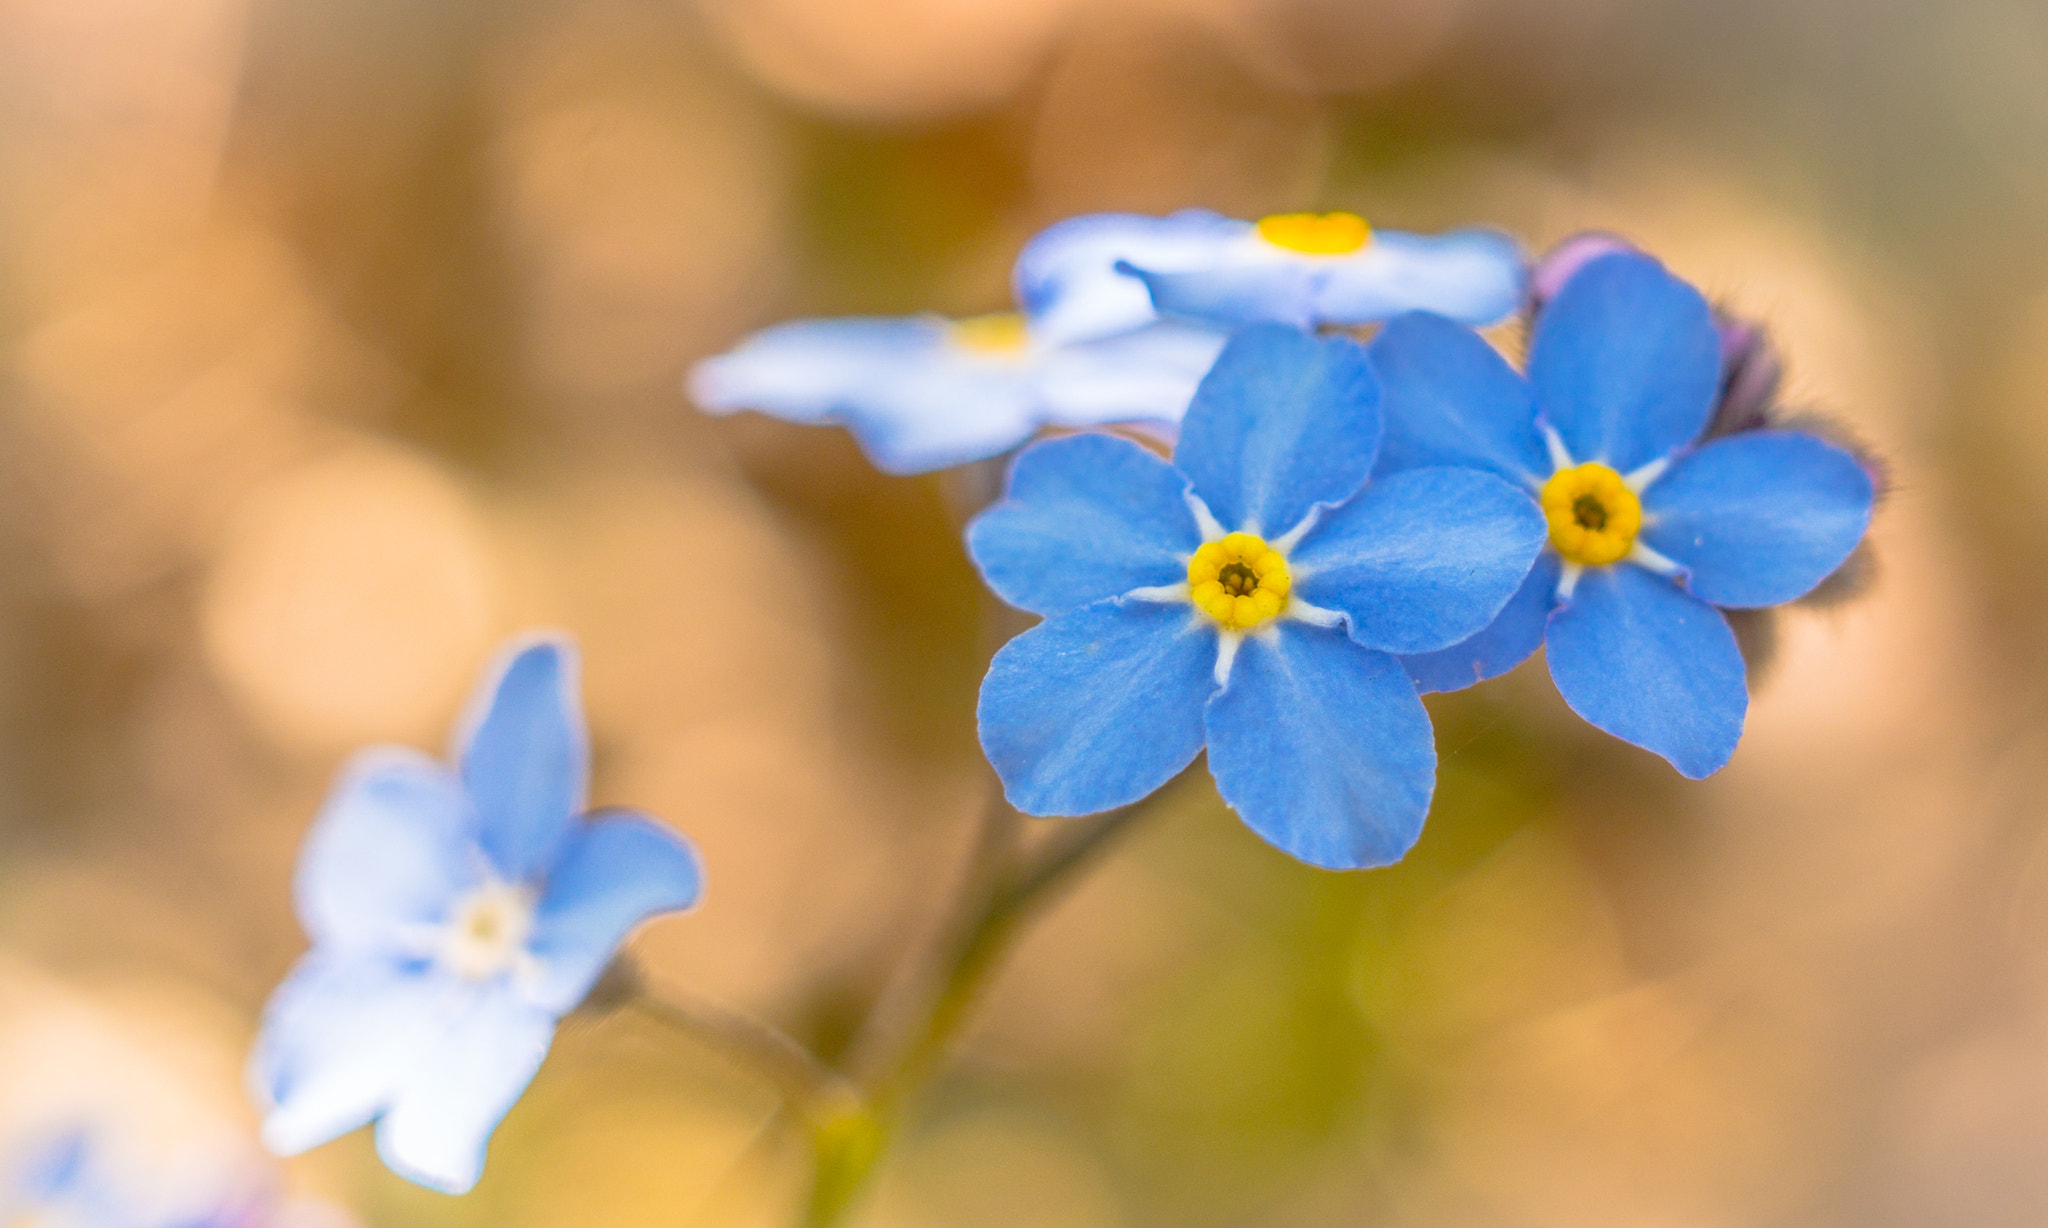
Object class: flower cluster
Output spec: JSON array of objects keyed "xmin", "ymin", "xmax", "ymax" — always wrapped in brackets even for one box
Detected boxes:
[
  {"xmin": 690, "ymin": 214, "xmax": 1876, "ymax": 837},
  {"xmin": 245, "ymin": 211, "xmax": 1879, "ymax": 1201}
]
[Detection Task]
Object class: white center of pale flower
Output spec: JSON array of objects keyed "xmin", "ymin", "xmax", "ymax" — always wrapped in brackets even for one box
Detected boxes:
[{"xmin": 438, "ymin": 882, "xmax": 536, "ymax": 982}]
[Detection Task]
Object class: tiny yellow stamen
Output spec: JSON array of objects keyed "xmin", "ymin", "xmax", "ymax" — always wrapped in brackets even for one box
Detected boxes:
[
  {"xmin": 949, "ymin": 312, "xmax": 1030, "ymax": 355},
  {"xmin": 1255, "ymin": 211, "xmax": 1372, "ymax": 256},
  {"xmin": 440, "ymin": 882, "xmax": 536, "ymax": 983},
  {"xmin": 1540, "ymin": 462, "xmax": 1643, "ymax": 566},
  {"xmin": 1187, "ymin": 534, "xmax": 1291, "ymax": 631}
]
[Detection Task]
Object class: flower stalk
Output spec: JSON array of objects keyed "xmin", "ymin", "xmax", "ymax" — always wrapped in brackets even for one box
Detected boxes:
[
  {"xmin": 625, "ymin": 976, "xmax": 862, "ymax": 1126},
  {"xmin": 799, "ymin": 792, "xmax": 1160, "ymax": 1228}
]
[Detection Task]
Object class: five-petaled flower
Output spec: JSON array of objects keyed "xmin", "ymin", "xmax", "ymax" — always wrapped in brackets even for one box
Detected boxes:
[
  {"xmin": 250, "ymin": 637, "xmax": 702, "ymax": 1194},
  {"xmin": 688, "ymin": 311, "xmax": 1227, "ymax": 475},
  {"xmin": 969, "ymin": 325, "xmax": 1548, "ymax": 870},
  {"xmin": 1014, "ymin": 208, "xmax": 1525, "ymax": 344},
  {"xmin": 1370, "ymin": 251, "xmax": 1878, "ymax": 777}
]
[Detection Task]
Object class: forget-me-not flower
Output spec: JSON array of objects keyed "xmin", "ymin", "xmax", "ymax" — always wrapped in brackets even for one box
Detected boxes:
[
  {"xmin": 688, "ymin": 311, "xmax": 1228, "ymax": 475},
  {"xmin": 1014, "ymin": 208, "xmax": 1525, "ymax": 344},
  {"xmin": 1370, "ymin": 251, "xmax": 1878, "ymax": 777},
  {"xmin": 969, "ymin": 325, "xmax": 1548, "ymax": 869},
  {"xmin": 251, "ymin": 637, "xmax": 702, "ymax": 1195}
]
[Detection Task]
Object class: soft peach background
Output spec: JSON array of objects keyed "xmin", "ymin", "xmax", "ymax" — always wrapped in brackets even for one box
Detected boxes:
[{"xmin": 0, "ymin": 0, "xmax": 2040, "ymax": 1225}]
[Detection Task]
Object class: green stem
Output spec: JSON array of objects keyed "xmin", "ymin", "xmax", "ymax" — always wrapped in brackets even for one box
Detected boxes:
[
  {"xmin": 877, "ymin": 805, "xmax": 1141, "ymax": 1108},
  {"xmin": 801, "ymin": 792, "xmax": 1160, "ymax": 1226},
  {"xmin": 628, "ymin": 978, "xmax": 861, "ymax": 1124}
]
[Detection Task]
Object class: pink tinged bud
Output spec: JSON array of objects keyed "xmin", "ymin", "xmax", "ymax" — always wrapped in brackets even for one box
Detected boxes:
[
  {"xmin": 1709, "ymin": 313, "xmax": 1784, "ymax": 436},
  {"xmin": 1527, "ymin": 232, "xmax": 1640, "ymax": 313}
]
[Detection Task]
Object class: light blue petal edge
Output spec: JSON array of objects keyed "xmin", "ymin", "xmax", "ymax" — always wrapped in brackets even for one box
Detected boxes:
[
  {"xmin": 1544, "ymin": 563, "xmax": 1746, "ymax": 778},
  {"xmin": 1528, "ymin": 252, "xmax": 1722, "ymax": 474},
  {"xmin": 977, "ymin": 599, "xmax": 1216, "ymax": 816},
  {"xmin": 1292, "ymin": 466, "xmax": 1548, "ymax": 655},
  {"xmin": 1172, "ymin": 324, "xmax": 1381, "ymax": 536},
  {"xmin": 1204, "ymin": 622, "xmax": 1435, "ymax": 870},
  {"xmin": 456, "ymin": 635, "xmax": 588, "ymax": 885},
  {"xmin": 967, "ymin": 433, "xmax": 1201, "ymax": 617}
]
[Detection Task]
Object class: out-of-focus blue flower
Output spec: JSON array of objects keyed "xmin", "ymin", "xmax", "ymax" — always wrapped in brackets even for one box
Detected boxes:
[
  {"xmin": 7, "ymin": 1130, "xmax": 195, "ymax": 1228},
  {"xmin": 688, "ymin": 312, "xmax": 1227, "ymax": 475},
  {"xmin": 968, "ymin": 325, "xmax": 1546, "ymax": 870},
  {"xmin": 3, "ymin": 1128, "xmax": 332, "ymax": 1228},
  {"xmin": 1014, "ymin": 209, "xmax": 1525, "ymax": 342},
  {"xmin": 1371, "ymin": 251, "xmax": 1878, "ymax": 778},
  {"xmin": 250, "ymin": 637, "xmax": 701, "ymax": 1195},
  {"xmin": 7, "ymin": 1130, "xmax": 114, "ymax": 1227}
]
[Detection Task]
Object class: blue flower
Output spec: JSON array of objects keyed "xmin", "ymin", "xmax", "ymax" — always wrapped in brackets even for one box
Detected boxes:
[
  {"xmin": 1014, "ymin": 209, "xmax": 1525, "ymax": 342},
  {"xmin": 250, "ymin": 637, "xmax": 701, "ymax": 1194},
  {"xmin": 688, "ymin": 312, "xmax": 1227, "ymax": 475},
  {"xmin": 1370, "ymin": 251, "xmax": 1878, "ymax": 777},
  {"xmin": 5, "ymin": 1129, "xmax": 291, "ymax": 1228},
  {"xmin": 7, "ymin": 1131, "xmax": 169, "ymax": 1228},
  {"xmin": 7, "ymin": 1131, "xmax": 107, "ymax": 1225},
  {"xmin": 968, "ymin": 325, "xmax": 1548, "ymax": 869}
]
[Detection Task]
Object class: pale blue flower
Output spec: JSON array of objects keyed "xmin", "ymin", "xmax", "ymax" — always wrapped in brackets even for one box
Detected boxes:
[
  {"xmin": 1015, "ymin": 209, "xmax": 1525, "ymax": 343},
  {"xmin": 250, "ymin": 637, "xmax": 701, "ymax": 1194},
  {"xmin": 689, "ymin": 313, "xmax": 1227, "ymax": 475},
  {"xmin": 4, "ymin": 1129, "xmax": 305, "ymax": 1228}
]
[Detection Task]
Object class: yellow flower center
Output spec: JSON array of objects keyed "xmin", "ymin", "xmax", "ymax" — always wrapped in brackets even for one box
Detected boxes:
[
  {"xmin": 440, "ymin": 882, "xmax": 536, "ymax": 982},
  {"xmin": 1540, "ymin": 462, "xmax": 1643, "ymax": 566},
  {"xmin": 1188, "ymin": 532, "xmax": 1292, "ymax": 631},
  {"xmin": 1255, "ymin": 211, "xmax": 1373, "ymax": 256},
  {"xmin": 949, "ymin": 311, "xmax": 1030, "ymax": 355}
]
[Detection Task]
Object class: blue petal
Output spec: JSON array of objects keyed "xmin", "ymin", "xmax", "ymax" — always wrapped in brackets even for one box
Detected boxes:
[
  {"xmin": 1032, "ymin": 323, "xmax": 1228, "ymax": 428},
  {"xmin": 1312, "ymin": 228, "xmax": 1527, "ymax": 326},
  {"xmin": 253, "ymin": 954, "xmax": 436, "ymax": 1159},
  {"xmin": 688, "ymin": 317, "xmax": 947, "ymax": 424},
  {"xmin": 1640, "ymin": 430, "xmax": 1876, "ymax": 608},
  {"xmin": 1400, "ymin": 551, "xmax": 1560, "ymax": 693},
  {"xmin": 376, "ymin": 983, "xmax": 556, "ymax": 1195},
  {"xmin": 1545, "ymin": 565, "xmax": 1746, "ymax": 778},
  {"xmin": 1014, "ymin": 210, "xmax": 1246, "ymax": 345},
  {"xmin": 1368, "ymin": 312, "xmax": 1547, "ymax": 484},
  {"xmin": 839, "ymin": 357, "xmax": 1040, "ymax": 475},
  {"xmin": 295, "ymin": 749, "xmax": 478, "ymax": 956},
  {"xmin": 688, "ymin": 316, "xmax": 1040, "ymax": 475},
  {"xmin": 1172, "ymin": 325, "xmax": 1381, "ymax": 536},
  {"xmin": 1121, "ymin": 228, "xmax": 1525, "ymax": 332},
  {"xmin": 967, "ymin": 434, "xmax": 1200, "ymax": 617},
  {"xmin": 459, "ymin": 638, "xmax": 587, "ymax": 884},
  {"xmin": 17, "ymin": 1131, "xmax": 91, "ymax": 1204},
  {"xmin": 1125, "ymin": 261, "xmax": 1318, "ymax": 331},
  {"xmin": 529, "ymin": 811, "xmax": 702, "ymax": 1014},
  {"xmin": 1528, "ymin": 253, "xmax": 1721, "ymax": 473},
  {"xmin": 978, "ymin": 600, "xmax": 1216, "ymax": 815},
  {"xmin": 1292, "ymin": 467, "xmax": 1547, "ymax": 654},
  {"xmin": 1203, "ymin": 622, "xmax": 1434, "ymax": 870},
  {"xmin": 1529, "ymin": 232, "xmax": 1639, "ymax": 312}
]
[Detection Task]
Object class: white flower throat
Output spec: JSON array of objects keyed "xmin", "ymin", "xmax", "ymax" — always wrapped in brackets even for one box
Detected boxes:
[{"xmin": 438, "ymin": 882, "xmax": 537, "ymax": 982}]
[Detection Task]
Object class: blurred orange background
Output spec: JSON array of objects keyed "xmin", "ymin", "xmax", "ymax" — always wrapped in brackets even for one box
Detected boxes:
[{"xmin": 0, "ymin": 0, "xmax": 2044, "ymax": 1224}]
